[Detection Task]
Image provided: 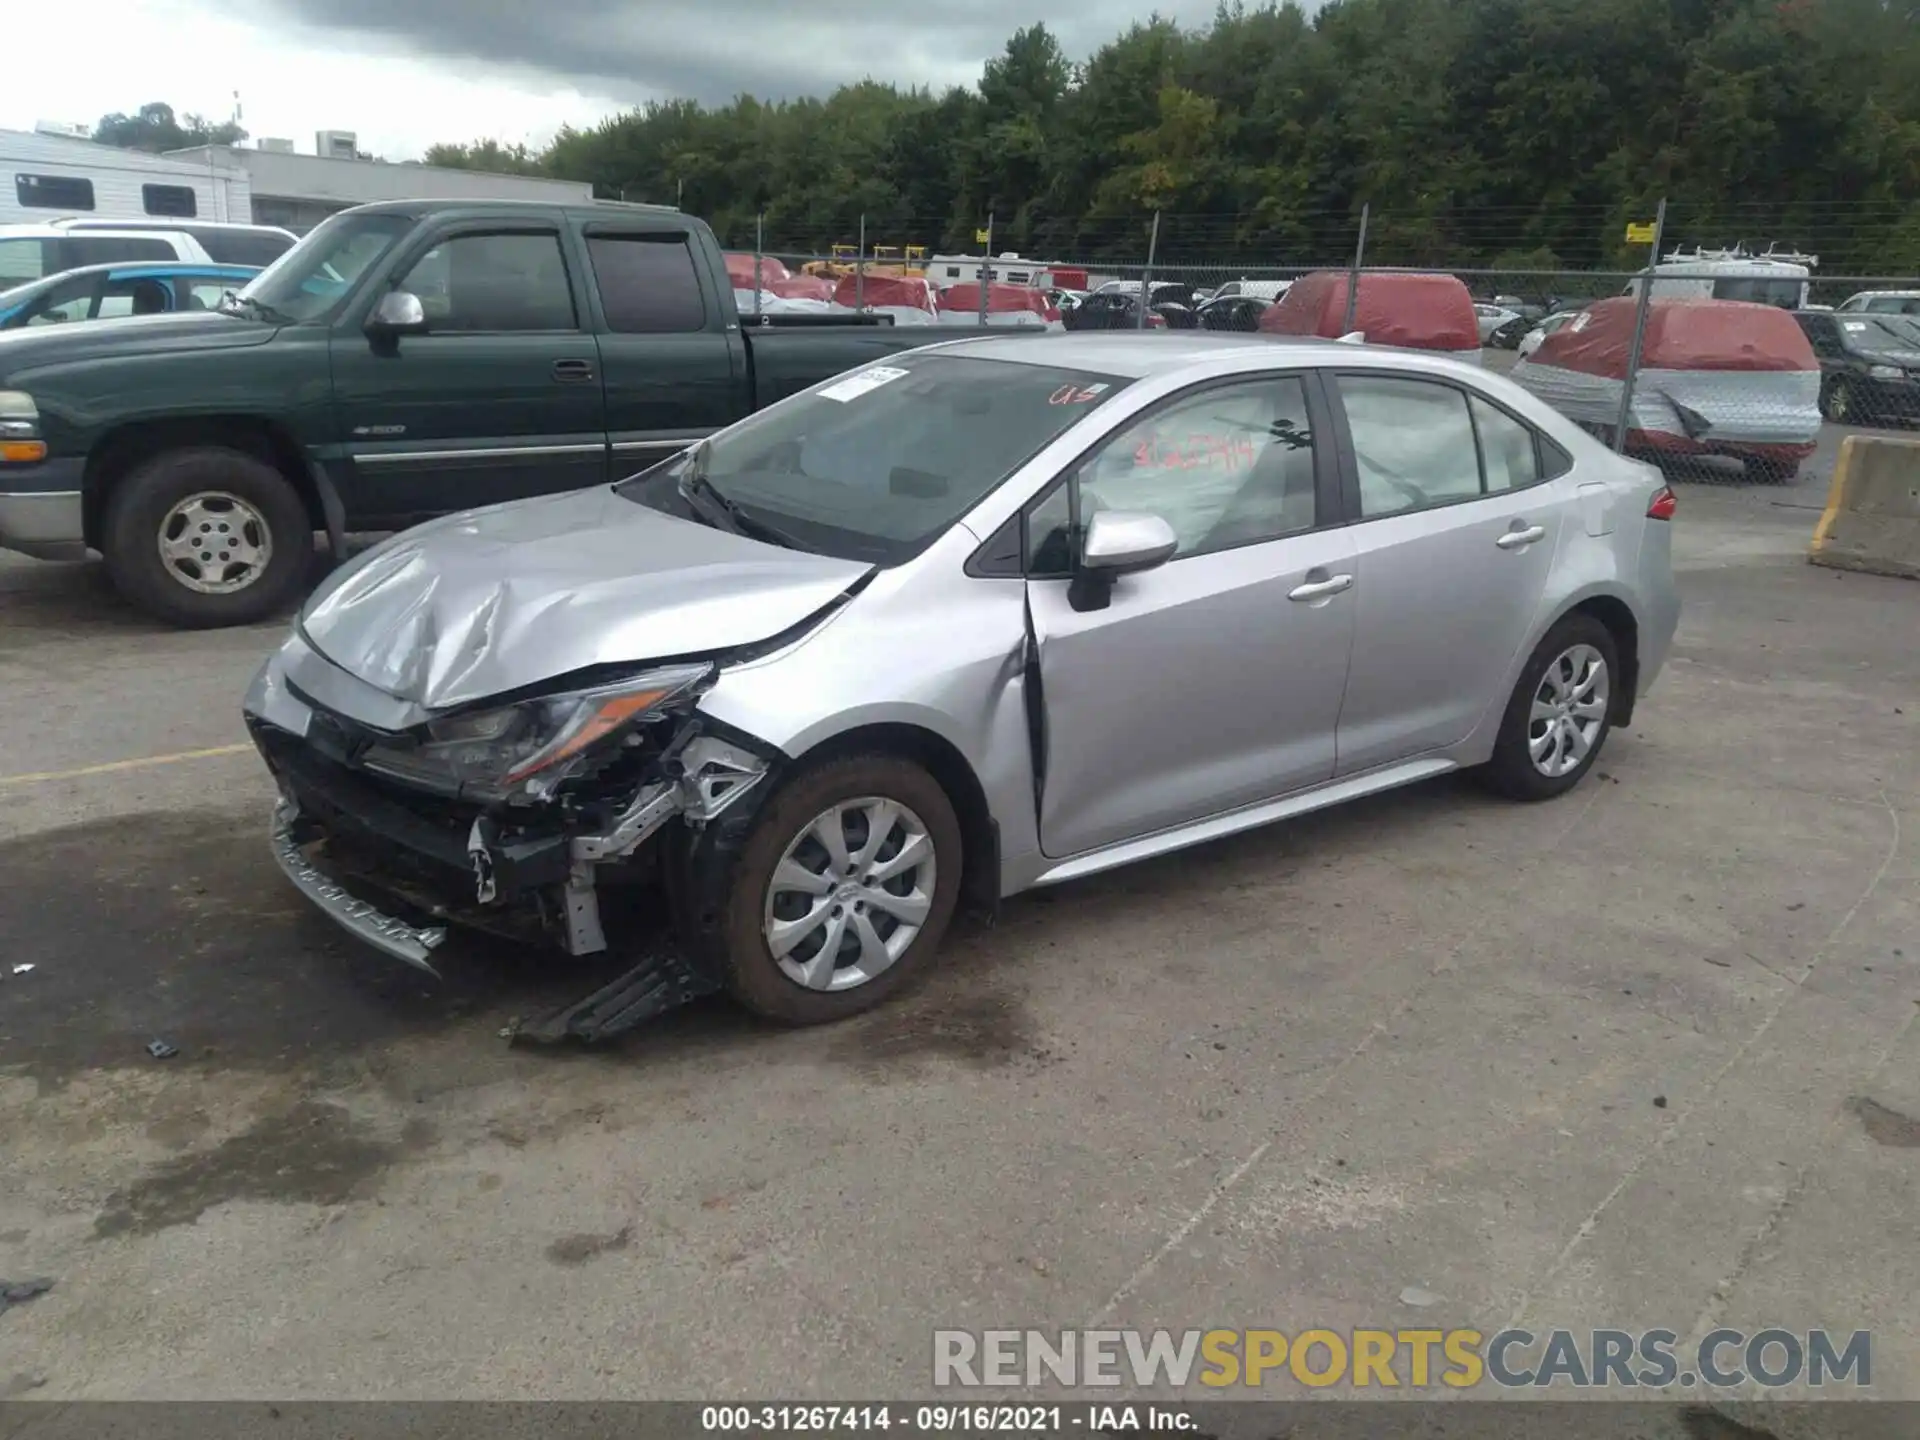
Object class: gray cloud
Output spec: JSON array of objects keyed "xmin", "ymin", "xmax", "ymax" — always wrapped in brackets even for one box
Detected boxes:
[{"xmin": 246, "ymin": 0, "xmax": 1226, "ymax": 110}]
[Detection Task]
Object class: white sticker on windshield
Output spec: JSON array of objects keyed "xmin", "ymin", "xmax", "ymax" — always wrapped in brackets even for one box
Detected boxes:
[
  {"xmin": 818, "ymin": 365, "xmax": 910, "ymax": 403},
  {"xmin": 1843, "ymin": 321, "xmax": 1867, "ymax": 332}
]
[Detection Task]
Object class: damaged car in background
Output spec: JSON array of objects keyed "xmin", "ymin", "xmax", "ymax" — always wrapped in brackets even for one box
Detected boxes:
[{"xmin": 245, "ymin": 334, "xmax": 1679, "ymax": 1039}]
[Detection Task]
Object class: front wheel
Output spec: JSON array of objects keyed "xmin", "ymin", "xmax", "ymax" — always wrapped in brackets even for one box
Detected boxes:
[
  {"xmin": 1479, "ymin": 615, "xmax": 1620, "ymax": 801},
  {"xmin": 718, "ymin": 755, "xmax": 964, "ymax": 1025},
  {"xmin": 102, "ymin": 445, "xmax": 313, "ymax": 628}
]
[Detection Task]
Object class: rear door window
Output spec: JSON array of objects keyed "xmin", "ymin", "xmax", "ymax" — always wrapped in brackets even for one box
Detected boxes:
[
  {"xmin": 586, "ymin": 234, "xmax": 708, "ymax": 333},
  {"xmin": 1339, "ymin": 376, "xmax": 1483, "ymax": 517}
]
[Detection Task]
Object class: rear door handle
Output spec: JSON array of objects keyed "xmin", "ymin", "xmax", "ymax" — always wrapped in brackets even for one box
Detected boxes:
[
  {"xmin": 1496, "ymin": 524, "xmax": 1547, "ymax": 549},
  {"xmin": 552, "ymin": 358, "xmax": 595, "ymax": 382},
  {"xmin": 1288, "ymin": 573, "xmax": 1354, "ymax": 602}
]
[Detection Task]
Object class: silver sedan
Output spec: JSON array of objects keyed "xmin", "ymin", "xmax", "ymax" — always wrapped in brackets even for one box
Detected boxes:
[{"xmin": 245, "ymin": 334, "xmax": 1680, "ymax": 1025}]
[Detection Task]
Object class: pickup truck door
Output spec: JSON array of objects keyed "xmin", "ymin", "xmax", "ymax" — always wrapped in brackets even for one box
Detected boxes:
[
  {"xmin": 574, "ymin": 220, "xmax": 749, "ymax": 478},
  {"xmin": 328, "ymin": 220, "xmax": 608, "ymax": 524}
]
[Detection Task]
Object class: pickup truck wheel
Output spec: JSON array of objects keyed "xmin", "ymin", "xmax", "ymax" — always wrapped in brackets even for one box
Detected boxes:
[
  {"xmin": 718, "ymin": 755, "xmax": 963, "ymax": 1025},
  {"xmin": 103, "ymin": 446, "xmax": 313, "ymax": 628}
]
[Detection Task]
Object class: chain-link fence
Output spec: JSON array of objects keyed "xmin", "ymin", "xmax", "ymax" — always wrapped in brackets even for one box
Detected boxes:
[{"xmin": 722, "ymin": 202, "xmax": 1920, "ymax": 486}]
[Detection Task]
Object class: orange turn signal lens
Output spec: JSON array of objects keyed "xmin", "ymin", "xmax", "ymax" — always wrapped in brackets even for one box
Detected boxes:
[
  {"xmin": 0, "ymin": 440, "xmax": 47, "ymax": 463},
  {"xmin": 502, "ymin": 687, "xmax": 675, "ymax": 783}
]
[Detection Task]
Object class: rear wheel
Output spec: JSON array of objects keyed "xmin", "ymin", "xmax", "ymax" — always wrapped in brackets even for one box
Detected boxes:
[
  {"xmin": 102, "ymin": 445, "xmax": 313, "ymax": 628},
  {"xmin": 1480, "ymin": 614, "xmax": 1620, "ymax": 801},
  {"xmin": 718, "ymin": 755, "xmax": 963, "ymax": 1025}
]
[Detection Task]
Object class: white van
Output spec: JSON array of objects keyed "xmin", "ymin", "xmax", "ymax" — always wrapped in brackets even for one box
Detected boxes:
[
  {"xmin": 1625, "ymin": 246, "xmax": 1814, "ymax": 310},
  {"xmin": 0, "ymin": 217, "xmax": 295, "ymax": 288}
]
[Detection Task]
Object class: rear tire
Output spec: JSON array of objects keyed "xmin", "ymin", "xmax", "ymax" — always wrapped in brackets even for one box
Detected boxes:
[
  {"xmin": 1479, "ymin": 614, "xmax": 1620, "ymax": 801},
  {"xmin": 102, "ymin": 445, "xmax": 313, "ymax": 629},
  {"xmin": 717, "ymin": 755, "xmax": 963, "ymax": 1025}
]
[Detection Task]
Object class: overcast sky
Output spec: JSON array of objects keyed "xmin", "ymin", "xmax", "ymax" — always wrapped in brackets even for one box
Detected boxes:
[{"xmin": 8, "ymin": 0, "xmax": 1228, "ymax": 161}]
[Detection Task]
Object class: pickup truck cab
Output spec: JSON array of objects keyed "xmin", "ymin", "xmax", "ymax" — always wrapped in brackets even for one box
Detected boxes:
[{"xmin": 0, "ymin": 199, "xmax": 927, "ymax": 627}]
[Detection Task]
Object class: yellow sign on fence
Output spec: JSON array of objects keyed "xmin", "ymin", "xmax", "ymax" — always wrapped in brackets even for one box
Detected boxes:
[{"xmin": 1624, "ymin": 222, "xmax": 1658, "ymax": 244}]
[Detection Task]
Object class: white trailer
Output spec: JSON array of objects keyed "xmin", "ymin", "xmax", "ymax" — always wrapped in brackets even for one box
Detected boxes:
[
  {"xmin": 0, "ymin": 128, "xmax": 252, "ymax": 227},
  {"xmin": 926, "ymin": 252, "xmax": 1054, "ymax": 288}
]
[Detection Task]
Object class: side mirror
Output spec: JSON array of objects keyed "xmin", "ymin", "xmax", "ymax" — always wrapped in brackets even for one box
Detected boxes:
[
  {"xmin": 365, "ymin": 290, "xmax": 428, "ymax": 338},
  {"xmin": 1081, "ymin": 510, "xmax": 1177, "ymax": 575},
  {"xmin": 1069, "ymin": 510, "xmax": 1176, "ymax": 612}
]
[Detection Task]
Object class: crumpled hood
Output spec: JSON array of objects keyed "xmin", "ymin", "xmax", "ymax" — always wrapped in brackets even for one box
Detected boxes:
[
  {"xmin": 298, "ymin": 487, "xmax": 873, "ymax": 711},
  {"xmin": 0, "ymin": 311, "xmax": 279, "ymax": 370}
]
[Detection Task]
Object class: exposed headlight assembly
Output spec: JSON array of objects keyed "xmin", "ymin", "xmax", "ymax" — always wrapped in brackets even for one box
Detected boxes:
[{"xmin": 365, "ymin": 662, "xmax": 713, "ymax": 800}]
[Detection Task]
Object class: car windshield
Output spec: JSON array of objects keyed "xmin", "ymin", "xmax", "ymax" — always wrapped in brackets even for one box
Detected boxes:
[
  {"xmin": 1710, "ymin": 277, "xmax": 1804, "ymax": 308},
  {"xmin": 1843, "ymin": 315, "xmax": 1920, "ymax": 349},
  {"xmin": 618, "ymin": 353, "xmax": 1130, "ymax": 564},
  {"xmin": 226, "ymin": 211, "xmax": 412, "ymax": 323}
]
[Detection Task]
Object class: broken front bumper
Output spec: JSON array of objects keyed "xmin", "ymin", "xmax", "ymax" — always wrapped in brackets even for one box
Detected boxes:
[
  {"xmin": 270, "ymin": 801, "xmax": 448, "ymax": 973},
  {"xmin": 244, "ymin": 640, "xmax": 770, "ymax": 974}
]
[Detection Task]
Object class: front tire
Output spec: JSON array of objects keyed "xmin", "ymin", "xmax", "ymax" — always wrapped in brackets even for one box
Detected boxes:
[
  {"xmin": 102, "ymin": 446, "xmax": 313, "ymax": 629},
  {"xmin": 1822, "ymin": 376, "xmax": 1861, "ymax": 425},
  {"xmin": 1480, "ymin": 614, "xmax": 1620, "ymax": 801},
  {"xmin": 718, "ymin": 755, "xmax": 963, "ymax": 1025}
]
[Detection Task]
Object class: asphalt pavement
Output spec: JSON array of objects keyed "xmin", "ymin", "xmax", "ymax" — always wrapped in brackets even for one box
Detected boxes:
[{"xmin": 0, "ymin": 429, "xmax": 1916, "ymax": 1405}]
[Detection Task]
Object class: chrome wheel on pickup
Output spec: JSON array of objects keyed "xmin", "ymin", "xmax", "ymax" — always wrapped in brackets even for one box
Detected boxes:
[
  {"xmin": 158, "ymin": 490, "xmax": 274, "ymax": 595},
  {"xmin": 102, "ymin": 444, "xmax": 313, "ymax": 629},
  {"xmin": 721, "ymin": 755, "xmax": 963, "ymax": 1024}
]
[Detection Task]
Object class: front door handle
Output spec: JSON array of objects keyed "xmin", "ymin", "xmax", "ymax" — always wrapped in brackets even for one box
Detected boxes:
[
  {"xmin": 1288, "ymin": 573, "xmax": 1354, "ymax": 602},
  {"xmin": 552, "ymin": 358, "xmax": 595, "ymax": 383},
  {"xmin": 1496, "ymin": 524, "xmax": 1547, "ymax": 549}
]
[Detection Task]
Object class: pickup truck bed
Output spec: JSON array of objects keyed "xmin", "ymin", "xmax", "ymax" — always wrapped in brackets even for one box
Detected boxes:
[{"xmin": 0, "ymin": 197, "xmax": 932, "ymax": 627}]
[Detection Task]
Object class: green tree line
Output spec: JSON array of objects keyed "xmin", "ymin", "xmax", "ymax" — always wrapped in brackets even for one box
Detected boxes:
[{"xmin": 346, "ymin": 0, "xmax": 1920, "ymax": 273}]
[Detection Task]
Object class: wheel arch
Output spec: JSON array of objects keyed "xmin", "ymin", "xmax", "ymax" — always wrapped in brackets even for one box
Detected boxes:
[
  {"xmin": 1542, "ymin": 589, "xmax": 1641, "ymax": 729},
  {"xmin": 83, "ymin": 414, "xmax": 321, "ymax": 550},
  {"xmin": 783, "ymin": 720, "xmax": 1001, "ymax": 918}
]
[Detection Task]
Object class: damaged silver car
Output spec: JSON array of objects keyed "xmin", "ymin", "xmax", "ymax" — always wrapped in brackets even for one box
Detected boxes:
[{"xmin": 245, "ymin": 334, "xmax": 1678, "ymax": 1034}]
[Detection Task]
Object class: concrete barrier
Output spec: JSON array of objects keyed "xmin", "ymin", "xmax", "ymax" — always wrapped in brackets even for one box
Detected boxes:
[{"xmin": 1808, "ymin": 435, "xmax": 1920, "ymax": 580}]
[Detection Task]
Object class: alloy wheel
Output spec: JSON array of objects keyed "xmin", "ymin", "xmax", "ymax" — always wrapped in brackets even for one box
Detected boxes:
[
  {"xmin": 763, "ymin": 796, "xmax": 938, "ymax": 992},
  {"xmin": 157, "ymin": 490, "xmax": 273, "ymax": 595},
  {"xmin": 1528, "ymin": 643, "xmax": 1610, "ymax": 778}
]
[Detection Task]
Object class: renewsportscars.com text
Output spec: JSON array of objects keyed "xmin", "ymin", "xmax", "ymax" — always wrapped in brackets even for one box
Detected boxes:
[{"xmin": 932, "ymin": 1328, "xmax": 1871, "ymax": 1390}]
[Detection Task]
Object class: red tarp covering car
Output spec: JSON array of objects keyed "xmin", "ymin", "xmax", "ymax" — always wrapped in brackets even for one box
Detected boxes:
[
  {"xmin": 829, "ymin": 272, "xmax": 939, "ymax": 325},
  {"xmin": 936, "ymin": 281, "xmax": 1061, "ymax": 328},
  {"xmin": 1511, "ymin": 297, "xmax": 1821, "ymax": 473},
  {"xmin": 724, "ymin": 252, "xmax": 791, "ymax": 288},
  {"xmin": 1258, "ymin": 270, "xmax": 1481, "ymax": 357},
  {"xmin": 768, "ymin": 274, "xmax": 835, "ymax": 301}
]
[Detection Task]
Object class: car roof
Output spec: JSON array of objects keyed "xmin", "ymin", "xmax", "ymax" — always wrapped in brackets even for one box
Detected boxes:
[
  {"xmin": 920, "ymin": 331, "xmax": 1485, "ymax": 381},
  {"xmin": 343, "ymin": 197, "xmax": 680, "ymax": 220}
]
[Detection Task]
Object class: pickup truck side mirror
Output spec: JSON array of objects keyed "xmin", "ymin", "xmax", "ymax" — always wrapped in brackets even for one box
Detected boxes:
[{"xmin": 365, "ymin": 290, "xmax": 428, "ymax": 339}]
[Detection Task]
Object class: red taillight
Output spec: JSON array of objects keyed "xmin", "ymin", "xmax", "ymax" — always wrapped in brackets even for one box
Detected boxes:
[
  {"xmin": 1147, "ymin": 312, "xmax": 1166, "ymax": 329},
  {"xmin": 1647, "ymin": 485, "xmax": 1677, "ymax": 520}
]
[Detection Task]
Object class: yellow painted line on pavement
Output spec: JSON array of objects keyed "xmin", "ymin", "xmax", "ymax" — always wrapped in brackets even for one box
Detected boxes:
[{"xmin": 0, "ymin": 743, "xmax": 254, "ymax": 788}]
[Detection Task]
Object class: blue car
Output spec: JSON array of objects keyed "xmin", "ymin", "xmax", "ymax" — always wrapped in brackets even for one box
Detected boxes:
[{"xmin": 0, "ymin": 262, "xmax": 262, "ymax": 330}]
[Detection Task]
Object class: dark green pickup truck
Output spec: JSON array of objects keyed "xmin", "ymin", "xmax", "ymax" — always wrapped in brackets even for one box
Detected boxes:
[{"xmin": 0, "ymin": 198, "xmax": 927, "ymax": 626}]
